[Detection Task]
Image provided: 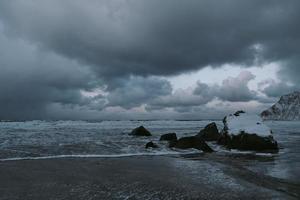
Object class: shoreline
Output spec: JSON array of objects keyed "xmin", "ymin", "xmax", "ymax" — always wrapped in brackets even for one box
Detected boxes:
[
  {"xmin": 0, "ymin": 152, "xmax": 183, "ymax": 162},
  {"xmin": 0, "ymin": 155, "xmax": 299, "ymax": 200},
  {"xmin": 0, "ymin": 146, "xmax": 279, "ymax": 162}
]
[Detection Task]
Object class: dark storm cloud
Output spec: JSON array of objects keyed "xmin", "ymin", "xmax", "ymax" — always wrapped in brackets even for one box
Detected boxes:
[
  {"xmin": 258, "ymin": 79, "xmax": 300, "ymax": 98},
  {"xmin": 106, "ymin": 76, "xmax": 172, "ymax": 109},
  {"xmin": 0, "ymin": 0, "xmax": 300, "ymax": 119},
  {"xmin": 278, "ymin": 59, "xmax": 300, "ymax": 86},
  {"xmin": 0, "ymin": 0, "xmax": 299, "ymax": 79},
  {"xmin": 257, "ymin": 58, "xmax": 300, "ymax": 98},
  {"xmin": 147, "ymin": 87, "xmax": 214, "ymax": 111},
  {"xmin": 0, "ymin": 28, "xmax": 98, "ymax": 120}
]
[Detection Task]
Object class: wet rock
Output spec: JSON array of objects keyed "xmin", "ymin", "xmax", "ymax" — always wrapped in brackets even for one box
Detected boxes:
[
  {"xmin": 145, "ymin": 141, "xmax": 158, "ymax": 149},
  {"xmin": 220, "ymin": 133, "xmax": 278, "ymax": 151},
  {"xmin": 234, "ymin": 110, "xmax": 245, "ymax": 116},
  {"xmin": 168, "ymin": 140, "xmax": 177, "ymax": 148},
  {"xmin": 160, "ymin": 133, "xmax": 177, "ymax": 141},
  {"xmin": 129, "ymin": 126, "xmax": 152, "ymax": 136},
  {"xmin": 196, "ymin": 122, "xmax": 220, "ymax": 141},
  {"xmin": 218, "ymin": 111, "xmax": 278, "ymax": 152},
  {"xmin": 174, "ymin": 136, "xmax": 214, "ymax": 153}
]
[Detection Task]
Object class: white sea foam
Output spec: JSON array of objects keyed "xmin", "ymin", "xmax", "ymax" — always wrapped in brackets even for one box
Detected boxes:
[{"xmin": 0, "ymin": 152, "xmax": 183, "ymax": 162}]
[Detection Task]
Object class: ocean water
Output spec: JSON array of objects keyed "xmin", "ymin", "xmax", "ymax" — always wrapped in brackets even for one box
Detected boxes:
[{"xmin": 0, "ymin": 120, "xmax": 299, "ymax": 183}]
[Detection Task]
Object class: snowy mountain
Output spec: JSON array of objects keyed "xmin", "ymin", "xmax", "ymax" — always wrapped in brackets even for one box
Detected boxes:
[{"xmin": 261, "ymin": 91, "xmax": 300, "ymax": 120}]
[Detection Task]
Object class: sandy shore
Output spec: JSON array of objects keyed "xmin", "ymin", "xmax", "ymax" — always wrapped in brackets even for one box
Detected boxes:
[{"xmin": 0, "ymin": 155, "xmax": 299, "ymax": 200}]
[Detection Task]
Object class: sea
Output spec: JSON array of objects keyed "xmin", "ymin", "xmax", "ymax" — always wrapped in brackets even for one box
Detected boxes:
[{"xmin": 0, "ymin": 120, "xmax": 299, "ymax": 183}]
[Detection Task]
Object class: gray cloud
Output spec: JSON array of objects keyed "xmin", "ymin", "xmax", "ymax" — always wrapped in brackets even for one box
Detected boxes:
[
  {"xmin": 146, "ymin": 71, "xmax": 257, "ymax": 112},
  {"xmin": 217, "ymin": 71, "xmax": 257, "ymax": 102},
  {"xmin": 147, "ymin": 87, "xmax": 215, "ymax": 111},
  {"xmin": 0, "ymin": 0, "xmax": 299, "ymax": 80},
  {"xmin": 278, "ymin": 59, "xmax": 300, "ymax": 86},
  {"xmin": 0, "ymin": 1, "xmax": 299, "ymax": 120},
  {"xmin": 258, "ymin": 78, "xmax": 300, "ymax": 98},
  {"xmin": 258, "ymin": 59, "xmax": 300, "ymax": 99},
  {"xmin": 0, "ymin": 27, "xmax": 98, "ymax": 120},
  {"xmin": 194, "ymin": 71, "xmax": 257, "ymax": 102},
  {"xmin": 106, "ymin": 76, "xmax": 172, "ymax": 109}
]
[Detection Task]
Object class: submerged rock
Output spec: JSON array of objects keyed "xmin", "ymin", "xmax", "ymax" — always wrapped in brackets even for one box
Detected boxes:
[
  {"xmin": 160, "ymin": 133, "xmax": 177, "ymax": 141},
  {"xmin": 129, "ymin": 126, "xmax": 152, "ymax": 136},
  {"xmin": 145, "ymin": 141, "xmax": 158, "ymax": 149},
  {"xmin": 196, "ymin": 122, "xmax": 220, "ymax": 141},
  {"xmin": 173, "ymin": 136, "xmax": 214, "ymax": 153},
  {"xmin": 218, "ymin": 111, "xmax": 278, "ymax": 151}
]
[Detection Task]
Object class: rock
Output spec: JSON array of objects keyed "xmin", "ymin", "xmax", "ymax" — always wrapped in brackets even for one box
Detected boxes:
[
  {"xmin": 173, "ymin": 136, "xmax": 214, "ymax": 153},
  {"xmin": 196, "ymin": 122, "xmax": 220, "ymax": 141},
  {"xmin": 217, "ymin": 130, "xmax": 228, "ymax": 146},
  {"xmin": 261, "ymin": 91, "xmax": 300, "ymax": 121},
  {"xmin": 160, "ymin": 133, "xmax": 177, "ymax": 141},
  {"xmin": 218, "ymin": 111, "xmax": 278, "ymax": 151},
  {"xmin": 129, "ymin": 126, "xmax": 152, "ymax": 136},
  {"xmin": 234, "ymin": 110, "xmax": 245, "ymax": 116},
  {"xmin": 145, "ymin": 141, "xmax": 158, "ymax": 149},
  {"xmin": 168, "ymin": 140, "xmax": 177, "ymax": 148},
  {"xmin": 222, "ymin": 133, "xmax": 278, "ymax": 151}
]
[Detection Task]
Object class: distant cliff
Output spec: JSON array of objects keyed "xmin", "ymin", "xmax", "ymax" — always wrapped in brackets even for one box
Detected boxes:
[{"xmin": 261, "ymin": 91, "xmax": 300, "ymax": 120}]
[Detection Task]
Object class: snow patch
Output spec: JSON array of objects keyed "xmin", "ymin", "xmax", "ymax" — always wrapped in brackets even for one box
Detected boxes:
[{"xmin": 225, "ymin": 113, "xmax": 272, "ymax": 137}]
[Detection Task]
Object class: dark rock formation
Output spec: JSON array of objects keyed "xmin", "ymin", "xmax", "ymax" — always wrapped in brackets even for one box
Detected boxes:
[
  {"xmin": 168, "ymin": 140, "xmax": 177, "ymax": 148},
  {"xmin": 196, "ymin": 122, "xmax": 220, "ymax": 141},
  {"xmin": 219, "ymin": 133, "xmax": 278, "ymax": 151},
  {"xmin": 218, "ymin": 111, "xmax": 278, "ymax": 152},
  {"xmin": 145, "ymin": 141, "xmax": 158, "ymax": 149},
  {"xmin": 234, "ymin": 110, "xmax": 245, "ymax": 116},
  {"xmin": 173, "ymin": 136, "xmax": 214, "ymax": 153},
  {"xmin": 129, "ymin": 126, "xmax": 151, "ymax": 136},
  {"xmin": 160, "ymin": 133, "xmax": 177, "ymax": 141}
]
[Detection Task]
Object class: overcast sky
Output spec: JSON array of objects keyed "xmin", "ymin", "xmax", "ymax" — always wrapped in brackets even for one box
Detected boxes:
[{"xmin": 0, "ymin": 0, "xmax": 299, "ymax": 120}]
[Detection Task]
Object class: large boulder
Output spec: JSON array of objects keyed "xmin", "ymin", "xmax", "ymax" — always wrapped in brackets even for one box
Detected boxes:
[
  {"xmin": 160, "ymin": 133, "xmax": 177, "ymax": 141},
  {"xmin": 218, "ymin": 111, "xmax": 278, "ymax": 151},
  {"xmin": 129, "ymin": 126, "xmax": 152, "ymax": 136},
  {"xmin": 196, "ymin": 122, "xmax": 220, "ymax": 141},
  {"xmin": 145, "ymin": 141, "xmax": 158, "ymax": 149},
  {"xmin": 173, "ymin": 136, "xmax": 214, "ymax": 153},
  {"xmin": 168, "ymin": 139, "xmax": 177, "ymax": 148}
]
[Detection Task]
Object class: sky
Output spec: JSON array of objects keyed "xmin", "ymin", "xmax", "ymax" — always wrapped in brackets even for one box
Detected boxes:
[{"xmin": 0, "ymin": 0, "xmax": 299, "ymax": 120}]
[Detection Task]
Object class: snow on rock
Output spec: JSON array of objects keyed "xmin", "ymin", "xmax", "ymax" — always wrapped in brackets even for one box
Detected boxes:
[
  {"xmin": 261, "ymin": 91, "xmax": 300, "ymax": 121},
  {"xmin": 225, "ymin": 111, "xmax": 272, "ymax": 137},
  {"xmin": 218, "ymin": 111, "xmax": 278, "ymax": 151}
]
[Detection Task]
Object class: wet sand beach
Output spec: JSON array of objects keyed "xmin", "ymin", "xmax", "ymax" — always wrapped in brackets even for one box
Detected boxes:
[{"xmin": 0, "ymin": 155, "xmax": 299, "ymax": 200}]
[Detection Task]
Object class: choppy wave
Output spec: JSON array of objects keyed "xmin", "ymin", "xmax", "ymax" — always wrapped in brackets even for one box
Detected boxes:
[{"xmin": 0, "ymin": 120, "xmax": 300, "ymax": 182}]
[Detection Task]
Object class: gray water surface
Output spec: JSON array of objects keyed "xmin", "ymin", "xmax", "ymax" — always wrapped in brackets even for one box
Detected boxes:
[{"xmin": 0, "ymin": 120, "xmax": 299, "ymax": 183}]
